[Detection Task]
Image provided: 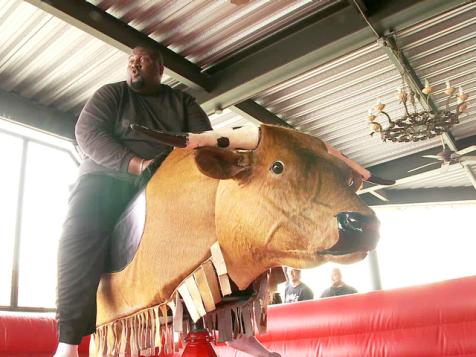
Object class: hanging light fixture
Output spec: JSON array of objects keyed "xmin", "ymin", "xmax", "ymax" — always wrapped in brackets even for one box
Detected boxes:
[
  {"xmin": 368, "ymin": 79, "xmax": 469, "ymax": 143},
  {"xmin": 350, "ymin": 0, "xmax": 470, "ymax": 143}
]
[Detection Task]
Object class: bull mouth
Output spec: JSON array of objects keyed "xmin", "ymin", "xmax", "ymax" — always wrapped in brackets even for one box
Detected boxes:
[{"xmin": 319, "ymin": 212, "xmax": 379, "ymax": 256}]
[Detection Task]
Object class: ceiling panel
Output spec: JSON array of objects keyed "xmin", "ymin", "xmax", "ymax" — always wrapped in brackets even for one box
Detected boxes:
[
  {"xmin": 253, "ymin": 2, "xmax": 476, "ymax": 192},
  {"xmin": 388, "ymin": 163, "xmax": 475, "ymax": 190},
  {"xmin": 1, "ymin": 0, "xmax": 475, "ymax": 195},
  {"xmin": 87, "ymin": 0, "xmax": 334, "ymax": 69},
  {"xmin": 0, "ymin": 0, "xmax": 135, "ymax": 114},
  {"xmin": 209, "ymin": 108, "xmax": 250, "ymax": 129}
]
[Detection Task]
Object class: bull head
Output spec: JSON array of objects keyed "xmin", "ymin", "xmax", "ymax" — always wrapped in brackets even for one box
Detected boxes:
[{"xmin": 132, "ymin": 124, "xmax": 391, "ymax": 289}]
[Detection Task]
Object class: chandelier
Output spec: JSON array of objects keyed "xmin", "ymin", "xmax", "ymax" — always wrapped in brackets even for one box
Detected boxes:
[{"xmin": 368, "ymin": 80, "xmax": 469, "ymax": 143}]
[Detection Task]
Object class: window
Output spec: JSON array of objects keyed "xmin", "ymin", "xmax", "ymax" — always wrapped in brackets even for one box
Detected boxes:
[
  {"xmin": 278, "ymin": 256, "xmax": 374, "ymax": 302},
  {"xmin": 301, "ymin": 256, "xmax": 374, "ymax": 298},
  {"xmin": 0, "ymin": 132, "xmax": 23, "ymax": 306},
  {"xmin": 374, "ymin": 202, "xmax": 476, "ymax": 290},
  {"xmin": 0, "ymin": 119, "xmax": 78, "ymax": 310},
  {"xmin": 18, "ymin": 142, "xmax": 78, "ymax": 308},
  {"xmin": 279, "ymin": 201, "xmax": 476, "ymax": 302}
]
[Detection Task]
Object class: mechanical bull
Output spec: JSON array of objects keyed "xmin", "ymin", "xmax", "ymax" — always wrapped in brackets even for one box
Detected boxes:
[{"xmin": 94, "ymin": 124, "xmax": 391, "ymax": 356}]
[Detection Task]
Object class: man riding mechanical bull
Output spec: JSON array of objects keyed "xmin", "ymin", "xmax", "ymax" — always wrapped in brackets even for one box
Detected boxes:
[{"xmin": 54, "ymin": 45, "xmax": 393, "ymax": 357}]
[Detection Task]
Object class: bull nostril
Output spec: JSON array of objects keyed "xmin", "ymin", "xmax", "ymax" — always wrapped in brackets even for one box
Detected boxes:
[
  {"xmin": 337, "ymin": 212, "xmax": 376, "ymax": 233},
  {"xmin": 342, "ymin": 216, "xmax": 362, "ymax": 232},
  {"xmin": 320, "ymin": 212, "xmax": 380, "ymax": 256},
  {"xmin": 347, "ymin": 217, "xmax": 362, "ymax": 231}
]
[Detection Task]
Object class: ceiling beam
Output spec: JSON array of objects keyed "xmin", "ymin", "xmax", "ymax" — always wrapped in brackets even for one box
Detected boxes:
[
  {"xmin": 369, "ymin": 190, "xmax": 390, "ymax": 202},
  {"xmin": 365, "ymin": 0, "xmax": 473, "ymax": 37},
  {"xmin": 191, "ymin": 0, "xmax": 468, "ymax": 114},
  {"xmin": 380, "ymin": 36, "xmax": 438, "ymax": 112},
  {"xmin": 0, "ymin": 89, "xmax": 76, "ymax": 140},
  {"xmin": 362, "ymin": 186, "xmax": 476, "ymax": 206},
  {"xmin": 232, "ymin": 100, "xmax": 292, "ymax": 128},
  {"xmin": 193, "ymin": 2, "xmax": 368, "ymax": 114},
  {"xmin": 25, "ymin": 0, "xmax": 212, "ymax": 91}
]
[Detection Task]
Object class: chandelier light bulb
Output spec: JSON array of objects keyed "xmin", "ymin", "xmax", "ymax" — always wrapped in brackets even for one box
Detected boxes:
[
  {"xmin": 399, "ymin": 91, "xmax": 408, "ymax": 103},
  {"xmin": 445, "ymin": 87, "xmax": 456, "ymax": 96},
  {"xmin": 422, "ymin": 78, "xmax": 433, "ymax": 94},
  {"xmin": 375, "ymin": 98, "xmax": 385, "ymax": 111},
  {"xmin": 367, "ymin": 109, "xmax": 376, "ymax": 122},
  {"xmin": 457, "ymin": 87, "xmax": 469, "ymax": 102},
  {"xmin": 369, "ymin": 123, "xmax": 381, "ymax": 132},
  {"xmin": 444, "ymin": 80, "xmax": 456, "ymax": 96}
]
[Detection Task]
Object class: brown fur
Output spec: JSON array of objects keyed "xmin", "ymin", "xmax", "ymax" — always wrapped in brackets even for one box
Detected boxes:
[
  {"xmin": 96, "ymin": 125, "xmax": 375, "ymax": 326},
  {"xmin": 97, "ymin": 148, "xmax": 219, "ymax": 325}
]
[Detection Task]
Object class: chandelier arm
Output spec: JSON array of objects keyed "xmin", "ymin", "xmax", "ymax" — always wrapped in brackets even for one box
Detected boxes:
[
  {"xmin": 410, "ymin": 92, "xmax": 417, "ymax": 113},
  {"xmin": 424, "ymin": 92, "xmax": 432, "ymax": 111},
  {"xmin": 402, "ymin": 101, "xmax": 410, "ymax": 116},
  {"xmin": 380, "ymin": 111, "xmax": 393, "ymax": 124},
  {"xmin": 444, "ymin": 94, "xmax": 452, "ymax": 112}
]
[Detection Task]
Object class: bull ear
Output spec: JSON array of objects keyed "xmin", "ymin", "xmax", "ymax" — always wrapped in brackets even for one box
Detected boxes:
[{"xmin": 194, "ymin": 147, "xmax": 251, "ymax": 180}]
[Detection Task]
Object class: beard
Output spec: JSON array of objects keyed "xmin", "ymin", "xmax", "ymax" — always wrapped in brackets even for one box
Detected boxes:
[{"xmin": 130, "ymin": 76, "xmax": 145, "ymax": 90}]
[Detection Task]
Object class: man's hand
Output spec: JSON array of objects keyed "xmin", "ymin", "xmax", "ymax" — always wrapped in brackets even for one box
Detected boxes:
[{"xmin": 128, "ymin": 156, "xmax": 153, "ymax": 176}]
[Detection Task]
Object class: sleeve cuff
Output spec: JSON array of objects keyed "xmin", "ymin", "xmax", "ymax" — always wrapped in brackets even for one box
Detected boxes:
[{"xmin": 120, "ymin": 152, "xmax": 136, "ymax": 173}]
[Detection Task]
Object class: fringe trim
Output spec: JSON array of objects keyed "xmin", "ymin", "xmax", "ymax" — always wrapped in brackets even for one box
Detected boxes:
[
  {"xmin": 95, "ymin": 300, "xmax": 183, "ymax": 357},
  {"xmin": 204, "ymin": 271, "xmax": 269, "ymax": 342},
  {"xmin": 95, "ymin": 242, "xmax": 269, "ymax": 356}
]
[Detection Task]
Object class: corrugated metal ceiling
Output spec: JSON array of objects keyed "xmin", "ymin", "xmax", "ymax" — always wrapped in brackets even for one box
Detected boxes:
[
  {"xmin": 253, "ymin": 1, "xmax": 476, "ymax": 190},
  {"xmin": 399, "ymin": 3, "xmax": 476, "ymax": 142},
  {"xmin": 86, "ymin": 0, "xmax": 333, "ymax": 69},
  {"xmin": 0, "ymin": 0, "xmax": 138, "ymax": 114},
  {"xmin": 388, "ymin": 164, "xmax": 475, "ymax": 190},
  {"xmin": 0, "ymin": 0, "xmax": 474, "ymax": 193},
  {"xmin": 208, "ymin": 108, "xmax": 251, "ymax": 129}
]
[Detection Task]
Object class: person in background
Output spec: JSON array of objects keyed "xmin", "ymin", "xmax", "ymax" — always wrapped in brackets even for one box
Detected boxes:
[
  {"xmin": 320, "ymin": 267, "xmax": 358, "ymax": 298},
  {"xmin": 270, "ymin": 291, "xmax": 283, "ymax": 304},
  {"xmin": 284, "ymin": 268, "xmax": 314, "ymax": 303}
]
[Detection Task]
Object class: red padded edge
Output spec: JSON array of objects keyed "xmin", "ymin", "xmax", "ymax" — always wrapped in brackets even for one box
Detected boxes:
[
  {"xmin": 2, "ymin": 276, "xmax": 476, "ymax": 356},
  {"xmin": 0, "ymin": 312, "xmax": 89, "ymax": 354},
  {"xmin": 259, "ymin": 275, "xmax": 476, "ymax": 343},
  {"xmin": 215, "ymin": 276, "xmax": 476, "ymax": 356},
  {"xmin": 0, "ymin": 311, "xmax": 180, "ymax": 356}
]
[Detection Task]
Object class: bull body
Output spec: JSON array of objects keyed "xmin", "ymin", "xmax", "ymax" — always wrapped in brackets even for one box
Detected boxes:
[{"xmin": 96, "ymin": 125, "xmax": 378, "ymax": 345}]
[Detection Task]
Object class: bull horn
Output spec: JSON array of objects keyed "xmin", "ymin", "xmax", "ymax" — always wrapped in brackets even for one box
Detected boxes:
[
  {"xmin": 366, "ymin": 176, "xmax": 395, "ymax": 185},
  {"xmin": 131, "ymin": 124, "xmax": 260, "ymax": 150},
  {"xmin": 325, "ymin": 143, "xmax": 395, "ymax": 186}
]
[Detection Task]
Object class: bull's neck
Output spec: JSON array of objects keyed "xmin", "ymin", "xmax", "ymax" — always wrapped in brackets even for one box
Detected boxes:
[{"xmin": 221, "ymin": 247, "xmax": 269, "ymax": 291}]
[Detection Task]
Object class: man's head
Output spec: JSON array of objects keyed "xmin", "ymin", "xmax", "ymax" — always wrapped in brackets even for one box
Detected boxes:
[
  {"xmin": 287, "ymin": 268, "xmax": 302, "ymax": 286},
  {"xmin": 331, "ymin": 268, "xmax": 343, "ymax": 286},
  {"xmin": 127, "ymin": 46, "xmax": 164, "ymax": 94}
]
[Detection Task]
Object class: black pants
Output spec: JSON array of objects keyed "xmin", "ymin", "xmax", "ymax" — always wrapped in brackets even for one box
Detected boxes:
[{"xmin": 56, "ymin": 174, "xmax": 137, "ymax": 344}]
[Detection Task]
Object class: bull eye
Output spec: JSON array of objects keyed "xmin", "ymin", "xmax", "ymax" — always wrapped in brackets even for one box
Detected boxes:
[{"xmin": 270, "ymin": 161, "xmax": 284, "ymax": 175}]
